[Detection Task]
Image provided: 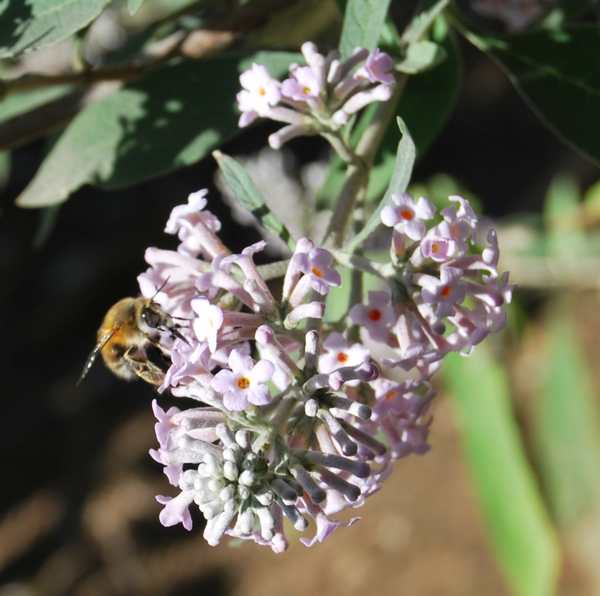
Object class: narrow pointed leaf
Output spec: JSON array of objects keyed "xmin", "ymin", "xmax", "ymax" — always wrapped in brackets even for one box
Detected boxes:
[
  {"xmin": 213, "ymin": 151, "xmax": 295, "ymax": 251},
  {"xmin": 444, "ymin": 348, "xmax": 560, "ymax": 596}
]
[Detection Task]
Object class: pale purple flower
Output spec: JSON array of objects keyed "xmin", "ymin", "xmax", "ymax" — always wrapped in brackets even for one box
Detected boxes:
[
  {"xmin": 236, "ymin": 42, "xmax": 396, "ymax": 148},
  {"xmin": 211, "ymin": 349, "xmax": 274, "ymax": 411},
  {"xmin": 417, "ymin": 266, "xmax": 467, "ymax": 318},
  {"xmin": 138, "ymin": 247, "xmax": 207, "ymax": 318},
  {"xmin": 152, "ymin": 400, "xmax": 180, "ymax": 449},
  {"xmin": 419, "ymin": 231, "xmax": 457, "ymax": 263},
  {"xmin": 295, "ymin": 247, "xmax": 341, "ymax": 295},
  {"xmin": 163, "ymin": 189, "xmax": 227, "ymax": 258},
  {"xmin": 281, "ymin": 66, "xmax": 322, "ymax": 102},
  {"xmin": 319, "ymin": 332, "xmax": 370, "ymax": 374},
  {"xmin": 372, "ymin": 379, "xmax": 434, "ymax": 459},
  {"xmin": 191, "ymin": 297, "xmax": 223, "ymax": 353},
  {"xmin": 381, "ymin": 192, "xmax": 435, "ymax": 241},
  {"xmin": 156, "ymin": 491, "xmax": 194, "ymax": 531},
  {"xmin": 161, "ymin": 339, "xmax": 213, "ymax": 391},
  {"xmin": 349, "ymin": 290, "xmax": 396, "ymax": 342},
  {"xmin": 356, "ymin": 48, "xmax": 395, "ymax": 85},
  {"xmin": 237, "ymin": 63, "xmax": 281, "ymax": 127}
]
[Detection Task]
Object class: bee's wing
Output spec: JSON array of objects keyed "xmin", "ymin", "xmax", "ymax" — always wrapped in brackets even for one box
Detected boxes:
[{"xmin": 76, "ymin": 329, "xmax": 118, "ymax": 386}]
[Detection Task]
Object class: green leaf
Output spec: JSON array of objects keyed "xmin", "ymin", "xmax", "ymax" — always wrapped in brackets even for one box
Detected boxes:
[
  {"xmin": 543, "ymin": 175, "xmax": 585, "ymax": 256},
  {"xmin": 534, "ymin": 309, "xmax": 600, "ymax": 527},
  {"xmin": 213, "ymin": 151, "xmax": 295, "ymax": 251},
  {"xmin": 338, "ymin": 0, "xmax": 391, "ymax": 59},
  {"xmin": 444, "ymin": 348, "xmax": 560, "ymax": 596},
  {"xmin": 583, "ymin": 178, "xmax": 600, "ymax": 220},
  {"xmin": 0, "ymin": 0, "xmax": 111, "ymax": 58},
  {"xmin": 398, "ymin": 27, "xmax": 461, "ymax": 157},
  {"xmin": 346, "ymin": 117, "xmax": 415, "ymax": 252},
  {"xmin": 461, "ymin": 24, "xmax": 600, "ymax": 166},
  {"xmin": 0, "ymin": 85, "xmax": 73, "ymax": 124},
  {"xmin": 324, "ymin": 265, "xmax": 352, "ymax": 323},
  {"xmin": 401, "ymin": 0, "xmax": 450, "ymax": 45},
  {"xmin": 396, "ymin": 39, "xmax": 446, "ymax": 74},
  {"xmin": 0, "ymin": 150, "xmax": 11, "ymax": 191},
  {"xmin": 324, "ymin": 255, "xmax": 383, "ymax": 322},
  {"xmin": 128, "ymin": 0, "xmax": 145, "ymax": 15},
  {"xmin": 16, "ymin": 52, "xmax": 298, "ymax": 208}
]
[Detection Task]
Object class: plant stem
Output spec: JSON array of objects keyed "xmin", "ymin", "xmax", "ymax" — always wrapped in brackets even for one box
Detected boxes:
[{"xmin": 324, "ymin": 78, "xmax": 405, "ymax": 247}]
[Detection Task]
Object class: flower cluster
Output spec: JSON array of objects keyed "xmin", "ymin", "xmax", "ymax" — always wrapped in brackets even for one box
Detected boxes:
[
  {"xmin": 139, "ymin": 187, "xmax": 510, "ymax": 552},
  {"xmin": 350, "ymin": 192, "xmax": 511, "ymax": 378},
  {"xmin": 237, "ymin": 42, "xmax": 396, "ymax": 149}
]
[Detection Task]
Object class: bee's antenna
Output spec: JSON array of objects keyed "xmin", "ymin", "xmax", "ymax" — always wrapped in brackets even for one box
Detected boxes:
[
  {"xmin": 76, "ymin": 327, "xmax": 119, "ymax": 387},
  {"xmin": 151, "ymin": 277, "xmax": 170, "ymax": 301}
]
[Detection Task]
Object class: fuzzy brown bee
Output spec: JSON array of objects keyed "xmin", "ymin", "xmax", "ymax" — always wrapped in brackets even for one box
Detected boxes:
[{"xmin": 78, "ymin": 297, "xmax": 184, "ymax": 387}]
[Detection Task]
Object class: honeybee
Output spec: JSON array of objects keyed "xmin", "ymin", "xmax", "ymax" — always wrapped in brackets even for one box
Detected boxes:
[{"xmin": 78, "ymin": 296, "xmax": 186, "ymax": 387}]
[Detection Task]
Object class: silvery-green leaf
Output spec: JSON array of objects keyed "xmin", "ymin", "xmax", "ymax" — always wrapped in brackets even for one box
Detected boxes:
[{"xmin": 213, "ymin": 150, "xmax": 295, "ymax": 251}]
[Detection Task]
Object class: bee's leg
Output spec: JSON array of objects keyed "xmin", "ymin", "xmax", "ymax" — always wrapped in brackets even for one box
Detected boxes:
[{"xmin": 123, "ymin": 347, "xmax": 165, "ymax": 386}]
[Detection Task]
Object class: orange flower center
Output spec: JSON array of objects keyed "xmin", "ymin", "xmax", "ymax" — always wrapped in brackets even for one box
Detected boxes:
[
  {"xmin": 441, "ymin": 285, "xmax": 452, "ymax": 298},
  {"xmin": 430, "ymin": 242, "xmax": 441, "ymax": 254},
  {"xmin": 258, "ymin": 87, "xmax": 266, "ymax": 96},
  {"xmin": 400, "ymin": 209, "xmax": 414, "ymax": 220},
  {"xmin": 336, "ymin": 352, "xmax": 349, "ymax": 363},
  {"xmin": 385, "ymin": 389, "xmax": 401, "ymax": 401},
  {"xmin": 368, "ymin": 308, "xmax": 382, "ymax": 322},
  {"xmin": 311, "ymin": 266, "xmax": 324, "ymax": 278},
  {"xmin": 236, "ymin": 376, "xmax": 250, "ymax": 390}
]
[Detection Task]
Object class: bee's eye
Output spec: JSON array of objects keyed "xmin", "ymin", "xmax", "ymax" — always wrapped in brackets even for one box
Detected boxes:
[{"xmin": 141, "ymin": 308, "xmax": 161, "ymax": 328}]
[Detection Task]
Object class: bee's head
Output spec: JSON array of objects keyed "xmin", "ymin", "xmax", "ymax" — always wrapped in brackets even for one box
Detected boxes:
[{"xmin": 138, "ymin": 301, "xmax": 165, "ymax": 333}]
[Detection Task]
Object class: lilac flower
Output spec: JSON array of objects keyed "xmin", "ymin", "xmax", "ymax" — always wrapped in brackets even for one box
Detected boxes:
[
  {"xmin": 356, "ymin": 48, "xmax": 395, "ymax": 85},
  {"xmin": 237, "ymin": 63, "xmax": 282, "ymax": 127},
  {"xmin": 236, "ymin": 42, "xmax": 396, "ymax": 149},
  {"xmin": 156, "ymin": 490, "xmax": 194, "ymax": 531},
  {"xmin": 191, "ymin": 297, "xmax": 223, "ymax": 353},
  {"xmin": 135, "ymin": 187, "xmax": 510, "ymax": 552},
  {"xmin": 381, "ymin": 192, "xmax": 435, "ymax": 241},
  {"xmin": 417, "ymin": 266, "xmax": 467, "ymax": 318},
  {"xmin": 349, "ymin": 290, "xmax": 397, "ymax": 342},
  {"xmin": 319, "ymin": 332, "xmax": 370, "ymax": 374},
  {"xmin": 372, "ymin": 378, "xmax": 434, "ymax": 459},
  {"xmin": 359, "ymin": 193, "xmax": 512, "ymax": 366},
  {"xmin": 281, "ymin": 66, "xmax": 323, "ymax": 103},
  {"xmin": 294, "ymin": 246, "xmax": 342, "ymax": 295},
  {"xmin": 211, "ymin": 349, "xmax": 275, "ymax": 411}
]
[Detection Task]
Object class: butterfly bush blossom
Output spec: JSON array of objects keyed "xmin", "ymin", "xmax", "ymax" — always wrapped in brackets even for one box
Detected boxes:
[
  {"xmin": 237, "ymin": 42, "xmax": 396, "ymax": 149},
  {"xmin": 138, "ymin": 183, "xmax": 511, "ymax": 552},
  {"xmin": 133, "ymin": 41, "xmax": 511, "ymax": 551}
]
